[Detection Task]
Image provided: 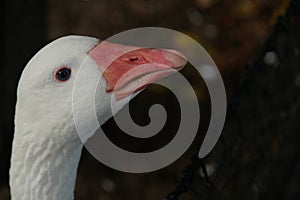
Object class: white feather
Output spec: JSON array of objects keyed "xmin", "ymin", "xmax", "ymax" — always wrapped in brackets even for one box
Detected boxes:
[{"xmin": 10, "ymin": 36, "xmax": 126, "ymax": 200}]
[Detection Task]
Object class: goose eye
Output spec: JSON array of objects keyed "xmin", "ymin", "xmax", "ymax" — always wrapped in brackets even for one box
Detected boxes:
[{"xmin": 55, "ymin": 67, "xmax": 71, "ymax": 82}]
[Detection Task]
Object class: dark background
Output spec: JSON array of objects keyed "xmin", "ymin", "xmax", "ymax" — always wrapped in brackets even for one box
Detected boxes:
[{"xmin": 2, "ymin": 0, "xmax": 300, "ymax": 199}]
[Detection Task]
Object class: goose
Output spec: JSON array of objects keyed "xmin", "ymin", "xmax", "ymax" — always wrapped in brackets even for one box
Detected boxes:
[{"xmin": 9, "ymin": 35, "xmax": 187, "ymax": 200}]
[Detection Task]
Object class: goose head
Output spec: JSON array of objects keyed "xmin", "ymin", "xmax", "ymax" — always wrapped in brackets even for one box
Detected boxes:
[
  {"xmin": 15, "ymin": 35, "xmax": 186, "ymax": 140},
  {"xmin": 10, "ymin": 35, "xmax": 186, "ymax": 200}
]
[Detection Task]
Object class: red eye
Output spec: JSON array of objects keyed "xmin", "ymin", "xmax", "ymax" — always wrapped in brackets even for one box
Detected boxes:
[{"xmin": 55, "ymin": 67, "xmax": 72, "ymax": 82}]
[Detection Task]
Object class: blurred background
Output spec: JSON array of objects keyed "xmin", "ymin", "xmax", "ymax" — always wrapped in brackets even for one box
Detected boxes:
[{"xmin": 2, "ymin": 0, "xmax": 300, "ymax": 199}]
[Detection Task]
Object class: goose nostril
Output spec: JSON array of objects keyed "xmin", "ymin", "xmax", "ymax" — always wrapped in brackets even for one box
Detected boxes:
[{"xmin": 129, "ymin": 57, "xmax": 139, "ymax": 62}]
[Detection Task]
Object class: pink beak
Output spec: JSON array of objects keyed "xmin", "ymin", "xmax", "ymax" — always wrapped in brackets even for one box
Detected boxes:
[{"xmin": 89, "ymin": 41, "xmax": 187, "ymax": 100}]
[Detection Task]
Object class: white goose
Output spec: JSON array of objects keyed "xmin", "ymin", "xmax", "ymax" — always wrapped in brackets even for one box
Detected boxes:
[{"xmin": 9, "ymin": 35, "xmax": 186, "ymax": 200}]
